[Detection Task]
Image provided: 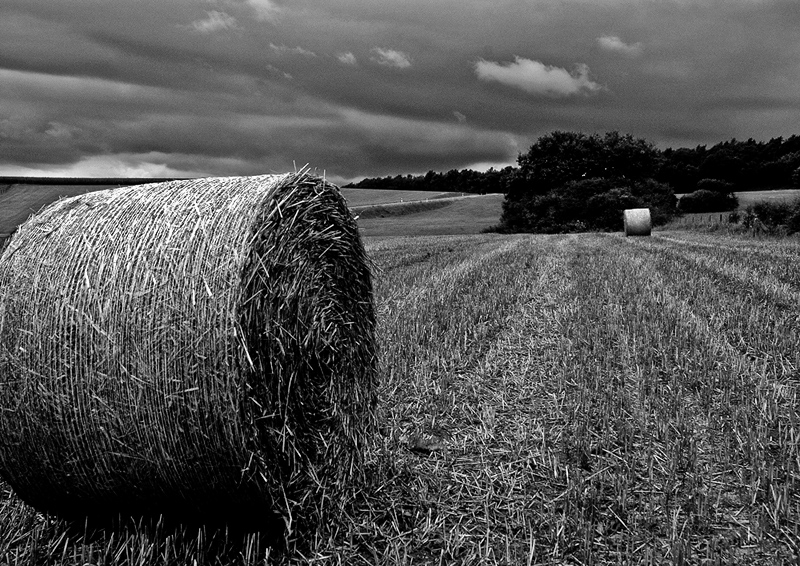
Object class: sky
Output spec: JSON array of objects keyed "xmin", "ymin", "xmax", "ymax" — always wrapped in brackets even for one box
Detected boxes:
[{"xmin": 1, "ymin": 0, "xmax": 799, "ymax": 184}]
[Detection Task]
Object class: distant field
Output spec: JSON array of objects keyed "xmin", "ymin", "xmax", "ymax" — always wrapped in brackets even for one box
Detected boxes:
[
  {"xmin": 0, "ymin": 184, "xmax": 119, "ymax": 235},
  {"xmin": 734, "ymin": 188, "xmax": 800, "ymax": 207},
  {"xmin": 340, "ymin": 188, "xmax": 455, "ymax": 207},
  {"xmin": 356, "ymin": 193, "xmax": 505, "ymax": 237}
]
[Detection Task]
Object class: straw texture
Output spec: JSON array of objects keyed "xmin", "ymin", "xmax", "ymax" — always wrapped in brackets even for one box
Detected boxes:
[
  {"xmin": 0, "ymin": 172, "xmax": 377, "ymax": 531},
  {"xmin": 623, "ymin": 208, "xmax": 652, "ymax": 236}
]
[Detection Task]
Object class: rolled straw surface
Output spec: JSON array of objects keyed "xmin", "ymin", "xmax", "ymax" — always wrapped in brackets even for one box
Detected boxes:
[
  {"xmin": 0, "ymin": 172, "xmax": 377, "ymax": 528},
  {"xmin": 623, "ymin": 207, "xmax": 652, "ymax": 236}
]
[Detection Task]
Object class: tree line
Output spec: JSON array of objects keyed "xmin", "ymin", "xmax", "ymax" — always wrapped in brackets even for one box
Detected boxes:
[
  {"xmin": 347, "ymin": 134, "xmax": 800, "ymax": 196},
  {"xmin": 345, "ymin": 167, "xmax": 516, "ymax": 195}
]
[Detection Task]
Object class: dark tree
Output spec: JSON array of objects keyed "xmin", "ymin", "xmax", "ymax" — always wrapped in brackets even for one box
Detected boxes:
[
  {"xmin": 656, "ymin": 146, "xmax": 704, "ymax": 193},
  {"xmin": 658, "ymin": 136, "xmax": 800, "ymax": 192},
  {"xmin": 512, "ymin": 131, "xmax": 659, "ymax": 196},
  {"xmin": 678, "ymin": 189, "xmax": 738, "ymax": 213},
  {"xmin": 500, "ymin": 131, "xmax": 671, "ymax": 233}
]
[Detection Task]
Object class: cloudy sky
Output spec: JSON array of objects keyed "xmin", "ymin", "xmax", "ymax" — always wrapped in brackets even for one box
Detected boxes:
[{"xmin": 1, "ymin": 0, "xmax": 799, "ymax": 184}]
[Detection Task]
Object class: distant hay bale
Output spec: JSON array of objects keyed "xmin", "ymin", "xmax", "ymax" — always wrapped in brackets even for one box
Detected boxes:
[
  {"xmin": 0, "ymin": 172, "xmax": 377, "ymax": 532},
  {"xmin": 623, "ymin": 208, "xmax": 652, "ymax": 236}
]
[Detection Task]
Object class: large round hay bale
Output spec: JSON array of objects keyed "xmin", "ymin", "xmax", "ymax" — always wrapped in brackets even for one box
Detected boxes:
[
  {"xmin": 0, "ymin": 172, "xmax": 377, "ymax": 532},
  {"xmin": 623, "ymin": 208, "xmax": 652, "ymax": 236}
]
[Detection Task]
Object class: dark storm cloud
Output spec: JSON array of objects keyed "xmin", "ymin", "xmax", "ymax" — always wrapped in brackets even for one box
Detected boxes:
[{"xmin": 1, "ymin": 0, "xmax": 799, "ymax": 181}]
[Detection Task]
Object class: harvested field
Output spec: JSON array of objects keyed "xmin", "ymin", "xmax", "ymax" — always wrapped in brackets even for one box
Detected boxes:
[
  {"xmin": 0, "ymin": 229, "xmax": 798, "ymax": 564},
  {"xmin": 352, "ymin": 231, "xmax": 800, "ymax": 564}
]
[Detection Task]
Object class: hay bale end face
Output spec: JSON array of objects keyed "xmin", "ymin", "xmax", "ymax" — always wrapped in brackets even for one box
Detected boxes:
[
  {"xmin": 0, "ymin": 172, "xmax": 377, "ymax": 531},
  {"xmin": 623, "ymin": 208, "xmax": 652, "ymax": 236}
]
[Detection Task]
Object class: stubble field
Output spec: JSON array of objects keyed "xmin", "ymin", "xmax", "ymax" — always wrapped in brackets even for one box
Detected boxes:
[
  {"xmin": 1, "ymin": 228, "xmax": 798, "ymax": 564},
  {"xmin": 354, "ymin": 230, "xmax": 800, "ymax": 564}
]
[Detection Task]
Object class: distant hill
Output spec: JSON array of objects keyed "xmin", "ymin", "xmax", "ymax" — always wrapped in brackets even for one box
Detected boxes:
[{"xmin": 356, "ymin": 194, "xmax": 505, "ymax": 237}]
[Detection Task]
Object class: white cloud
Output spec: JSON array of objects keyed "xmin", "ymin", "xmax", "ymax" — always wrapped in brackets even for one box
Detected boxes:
[
  {"xmin": 269, "ymin": 43, "xmax": 317, "ymax": 57},
  {"xmin": 370, "ymin": 48, "xmax": 412, "ymax": 69},
  {"xmin": 190, "ymin": 10, "xmax": 239, "ymax": 33},
  {"xmin": 337, "ymin": 52, "xmax": 357, "ymax": 65},
  {"xmin": 247, "ymin": 0, "xmax": 281, "ymax": 22},
  {"xmin": 475, "ymin": 56, "xmax": 602, "ymax": 96},
  {"xmin": 597, "ymin": 35, "xmax": 643, "ymax": 56}
]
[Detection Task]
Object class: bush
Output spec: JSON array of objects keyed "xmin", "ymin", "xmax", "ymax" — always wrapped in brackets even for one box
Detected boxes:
[
  {"xmin": 586, "ymin": 188, "xmax": 640, "ymax": 231},
  {"xmin": 747, "ymin": 202, "xmax": 792, "ymax": 226},
  {"xmin": 740, "ymin": 199, "xmax": 800, "ymax": 234},
  {"xmin": 678, "ymin": 188, "xmax": 738, "ymax": 213},
  {"xmin": 787, "ymin": 205, "xmax": 800, "ymax": 234}
]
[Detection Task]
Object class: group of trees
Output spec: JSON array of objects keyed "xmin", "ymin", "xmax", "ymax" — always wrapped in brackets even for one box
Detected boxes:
[
  {"xmin": 500, "ymin": 131, "xmax": 677, "ymax": 233},
  {"xmin": 350, "ymin": 131, "xmax": 800, "ymax": 234},
  {"xmin": 658, "ymin": 137, "xmax": 800, "ymax": 193}
]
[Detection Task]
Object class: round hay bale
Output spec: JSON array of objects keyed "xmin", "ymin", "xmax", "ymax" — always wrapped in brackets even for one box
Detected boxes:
[
  {"xmin": 623, "ymin": 207, "xmax": 652, "ymax": 236},
  {"xmin": 0, "ymin": 172, "xmax": 377, "ymax": 533}
]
